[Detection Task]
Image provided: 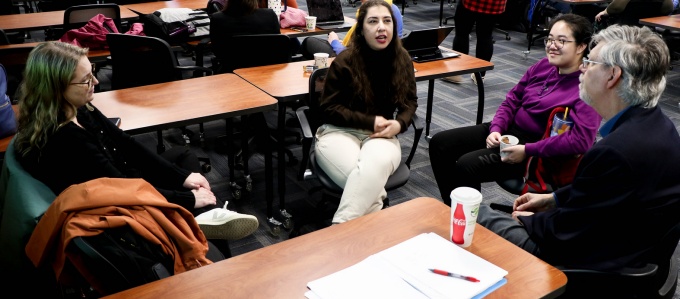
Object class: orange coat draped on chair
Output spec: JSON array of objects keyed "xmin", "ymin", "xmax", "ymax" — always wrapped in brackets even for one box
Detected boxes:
[{"xmin": 25, "ymin": 178, "xmax": 212, "ymax": 282}]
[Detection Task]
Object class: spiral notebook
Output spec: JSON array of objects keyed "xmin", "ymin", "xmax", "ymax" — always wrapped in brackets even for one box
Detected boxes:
[{"xmin": 306, "ymin": 233, "xmax": 508, "ymax": 299}]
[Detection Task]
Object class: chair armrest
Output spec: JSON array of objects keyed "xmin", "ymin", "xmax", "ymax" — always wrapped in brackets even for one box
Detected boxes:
[
  {"xmin": 296, "ymin": 106, "xmax": 313, "ymax": 139},
  {"xmin": 174, "ymin": 65, "xmax": 213, "ymax": 76},
  {"xmin": 405, "ymin": 113, "xmax": 423, "ymax": 168},
  {"xmin": 558, "ymin": 264, "xmax": 658, "ymax": 278}
]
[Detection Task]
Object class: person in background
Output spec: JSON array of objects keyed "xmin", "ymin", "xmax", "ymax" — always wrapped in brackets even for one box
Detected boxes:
[
  {"xmin": 14, "ymin": 41, "xmax": 258, "ymax": 241},
  {"xmin": 258, "ymin": 0, "xmax": 298, "ymax": 8},
  {"xmin": 429, "ymin": 14, "xmax": 601, "ymax": 205},
  {"xmin": 316, "ymin": 0, "xmax": 417, "ymax": 223},
  {"xmin": 210, "ymin": 0, "xmax": 300, "ymax": 69},
  {"xmin": 594, "ymin": 0, "xmax": 673, "ymax": 26},
  {"xmin": 477, "ymin": 24, "xmax": 680, "ymax": 276},
  {"xmin": 300, "ymin": 0, "xmax": 403, "ymax": 59},
  {"xmin": 441, "ymin": 0, "xmax": 507, "ymax": 85}
]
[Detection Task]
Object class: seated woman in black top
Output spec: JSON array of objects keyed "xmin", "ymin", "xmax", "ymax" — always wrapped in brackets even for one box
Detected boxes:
[{"xmin": 14, "ymin": 41, "xmax": 258, "ymax": 241}]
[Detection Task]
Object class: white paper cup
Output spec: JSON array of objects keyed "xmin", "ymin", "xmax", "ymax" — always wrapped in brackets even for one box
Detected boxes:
[
  {"xmin": 314, "ymin": 52, "xmax": 329, "ymax": 68},
  {"xmin": 499, "ymin": 135, "xmax": 519, "ymax": 159},
  {"xmin": 450, "ymin": 187, "xmax": 483, "ymax": 248},
  {"xmin": 305, "ymin": 16, "xmax": 317, "ymax": 31}
]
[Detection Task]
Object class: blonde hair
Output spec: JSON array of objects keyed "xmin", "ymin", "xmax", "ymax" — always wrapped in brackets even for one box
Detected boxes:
[{"xmin": 15, "ymin": 41, "xmax": 88, "ymax": 157}]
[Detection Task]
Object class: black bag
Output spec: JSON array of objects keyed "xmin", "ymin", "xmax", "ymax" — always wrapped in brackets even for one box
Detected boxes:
[
  {"xmin": 0, "ymin": 64, "xmax": 17, "ymax": 139},
  {"xmin": 129, "ymin": 8, "xmax": 208, "ymax": 43},
  {"xmin": 65, "ymin": 226, "xmax": 174, "ymax": 296}
]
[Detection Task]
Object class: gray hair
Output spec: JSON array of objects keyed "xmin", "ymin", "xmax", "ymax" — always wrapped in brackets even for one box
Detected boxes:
[{"xmin": 590, "ymin": 25, "xmax": 669, "ymax": 108}]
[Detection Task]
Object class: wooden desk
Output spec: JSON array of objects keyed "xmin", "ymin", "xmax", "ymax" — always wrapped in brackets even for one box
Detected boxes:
[
  {"xmin": 94, "ymin": 73, "xmax": 278, "ymax": 204},
  {"xmin": 639, "ymin": 14, "xmax": 680, "ymax": 31},
  {"xmin": 234, "ymin": 55, "xmax": 492, "ymax": 222},
  {"xmin": 0, "ymin": 0, "xmax": 208, "ymax": 32},
  {"xmin": 103, "ymin": 197, "xmax": 568, "ymax": 299}
]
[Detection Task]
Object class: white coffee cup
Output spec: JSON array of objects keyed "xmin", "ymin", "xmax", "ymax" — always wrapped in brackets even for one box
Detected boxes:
[
  {"xmin": 450, "ymin": 187, "xmax": 483, "ymax": 248},
  {"xmin": 314, "ymin": 52, "xmax": 329, "ymax": 68},
  {"xmin": 305, "ymin": 16, "xmax": 317, "ymax": 31},
  {"xmin": 267, "ymin": 0, "xmax": 282, "ymax": 20},
  {"xmin": 499, "ymin": 135, "xmax": 519, "ymax": 159}
]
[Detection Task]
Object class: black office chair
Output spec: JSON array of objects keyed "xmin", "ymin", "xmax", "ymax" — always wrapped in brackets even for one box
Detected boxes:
[
  {"xmin": 0, "ymin": 29, "xmax": 10, "ymax": 45},
  {"xmin": 211, "ymin": 34, "xmax": 301, "ymax": 204},
  {"xmin": 295, "ymin": 68, "xmax": 423, "ymax": 225},
  {"xmin": 556, "ymin": 222, "xmax": 680, "ymax": 299},
  {"xmin": 105, "ymin": 33, "xmax": 213, "ymax": 168},
  {"xmin": 63, "ymin": 3, "xmax": 122, "ymax": 33}
]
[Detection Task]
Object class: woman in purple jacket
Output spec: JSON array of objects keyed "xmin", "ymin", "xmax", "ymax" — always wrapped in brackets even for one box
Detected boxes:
[{"xmin": 429, "ymin": 14, "xmax": 602, "ymax": 206}]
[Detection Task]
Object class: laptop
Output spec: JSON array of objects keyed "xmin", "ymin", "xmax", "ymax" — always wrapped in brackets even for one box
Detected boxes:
[
  {"xmin": 401, "ymin": 27, "xmax": 459, "ymax": 63},
  {"xmin": 306, "ymin": 0, "xmax": 354, "ymax": 30}
]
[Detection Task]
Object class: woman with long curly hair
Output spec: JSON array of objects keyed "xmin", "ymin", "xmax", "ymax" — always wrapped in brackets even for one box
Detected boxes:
[
  {"xmin": 315, "ymin": 0, "xmax": 417, "ymax": 224},
  {"xmin": 14, "ymin": 42, "xmax": 259, "ymax": 241}
]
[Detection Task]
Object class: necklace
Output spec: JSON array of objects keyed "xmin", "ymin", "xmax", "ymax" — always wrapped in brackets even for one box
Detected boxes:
[{"xmin": 538, "ymin": 68, "xmax": 566, "ymax": 97}]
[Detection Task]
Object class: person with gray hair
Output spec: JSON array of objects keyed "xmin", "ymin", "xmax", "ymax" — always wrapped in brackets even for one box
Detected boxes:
[{"xmin": 474, "ymin": 24, "xmax": 680, "ymax": 287}]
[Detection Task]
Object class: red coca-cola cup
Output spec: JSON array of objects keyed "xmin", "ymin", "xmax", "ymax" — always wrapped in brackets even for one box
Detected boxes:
[{"xmin": 450, "ymin": 187, "xmax": 483, "ymax": 248}]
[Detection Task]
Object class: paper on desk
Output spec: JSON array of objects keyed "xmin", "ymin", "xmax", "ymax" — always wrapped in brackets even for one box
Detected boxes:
[{"xmin": 306, "ymin": 233, "xmax": 508, "ymax": 299}]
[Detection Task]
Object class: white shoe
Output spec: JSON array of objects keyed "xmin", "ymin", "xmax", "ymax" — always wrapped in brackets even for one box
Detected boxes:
[
  {"xmin": 195, "ymin": 201, "xmax": 259, "ymax": 240},
  {"xmin": 442, "ymin": 75, "xmax": 463, "ymax": 84},
  {"xmin": 471, "ymin": 73, "xmax": 485, "ymax": 85}
]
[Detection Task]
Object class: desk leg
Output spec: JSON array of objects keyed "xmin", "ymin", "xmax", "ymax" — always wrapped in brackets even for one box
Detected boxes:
[
  {"xmin": 425, "ymin": 79, "xmax": 435, "ymax": 142},
  {"xmin": 474, "ymin": 72, "xmax": 485, "ymax": 125},
  {"xmin": 270, "ymin": 103, "xmax": 293, "ymax": 234},
  {"xmin": 439, "ymin": 0, "xmax": 444, "ymax": 27}
]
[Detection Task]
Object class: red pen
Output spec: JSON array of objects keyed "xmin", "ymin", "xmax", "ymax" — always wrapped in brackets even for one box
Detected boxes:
[{"xmin": 429, "ymin": 268, "xmax": 480, "ymax": 282}]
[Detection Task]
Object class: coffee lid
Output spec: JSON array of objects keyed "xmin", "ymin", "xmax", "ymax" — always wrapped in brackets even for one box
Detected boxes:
[{"xmin": 450, "ymin": 187, "xmax": 483, "ymax": 205}]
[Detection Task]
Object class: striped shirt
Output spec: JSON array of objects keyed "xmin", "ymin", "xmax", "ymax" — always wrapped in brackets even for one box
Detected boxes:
[{"xmin": 463, "ymin": 0, "xmax": 507, "ymax": 14}]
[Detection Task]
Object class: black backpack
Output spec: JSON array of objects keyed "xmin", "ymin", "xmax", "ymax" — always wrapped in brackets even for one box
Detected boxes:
[
  {"xmin": 65, "ymin": 226, "xmax": 174, "ymax": 296},
  {"xmin": 129, "ymin": 8, "xmax": 209, "ymax": 44}
]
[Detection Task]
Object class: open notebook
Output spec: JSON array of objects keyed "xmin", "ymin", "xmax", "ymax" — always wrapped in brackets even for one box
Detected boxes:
[{"xmin": 306, "ymin": 233, "xmax": 508, "ymax": 299}]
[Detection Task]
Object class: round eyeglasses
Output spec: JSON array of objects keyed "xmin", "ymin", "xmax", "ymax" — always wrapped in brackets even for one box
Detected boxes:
[
  {"xmin": 70, "ymin": 63, "xmax": 97, "ymax": 89},
  {"xmin": 581, "ymin": 57, "xmax": 608, "ymax": 69},
  {"xmin": 544, "ymin": 38, "xmax": 575, "ymax": 49}
]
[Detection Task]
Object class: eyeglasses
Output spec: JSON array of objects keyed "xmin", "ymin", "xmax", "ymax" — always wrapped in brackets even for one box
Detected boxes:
[
  {"xmin": 544, "ymin": 38, "xmax": 575, "ymax": 49},
  {"xmin": 70, "ymin": 63, "xmax": 96, "ymax": 89},
  {"xmin": 581, "ymin": 57, "xmax": 608, "ymax": 69}
]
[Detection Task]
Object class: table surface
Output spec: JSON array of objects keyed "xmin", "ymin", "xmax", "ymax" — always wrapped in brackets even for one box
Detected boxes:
[
  {"xmin": 233, "ymin": 52, "xmax": 494, "ymax": 101},
  {"xmin": 639, "ymin": 14, "xmax": 680, "ymax": 31},
  {"xmin": 1, "ymin": 0, "xmax": 355, "ymax": 35},
  {"xmin": 102, "ymin": 197, "xmax": 567, "ymax": 299},
  {"xmin": 1, "ymin": 0, "xmax": 209, "ymax": 32},
  {"xmin": 94, "ymin": 73, "xmax": 277, "ymax": 135}
]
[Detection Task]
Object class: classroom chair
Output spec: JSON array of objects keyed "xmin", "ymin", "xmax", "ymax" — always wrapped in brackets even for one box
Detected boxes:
[{"xmin": 294, "ymin": 68, "xmax": 423, "ymax": 226}]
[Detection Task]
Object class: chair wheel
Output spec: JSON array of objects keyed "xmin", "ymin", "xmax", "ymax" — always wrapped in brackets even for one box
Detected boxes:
[
  {"xmin": 230, "ymin": 182, "xmax": 242, "ymax": 200},
  {"xmin": 505, "ymin": 35, "xmax": 511, "ymax": 41},
  {"xmin": 279, "ymin": 209, "xmax": 293, "ymax": 230},
  {"xmin": 244, "ymin": 175, "xmax": 253, "ymax": 192},
  {"xmin": 268, "ymin": 217, "xmax": 282, "ymax": 237}
]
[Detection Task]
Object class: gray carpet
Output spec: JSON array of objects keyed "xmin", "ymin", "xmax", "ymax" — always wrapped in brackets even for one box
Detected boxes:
[{"xmin": 23, "ymin": 1, "xmax": 680, "ymax": 295}]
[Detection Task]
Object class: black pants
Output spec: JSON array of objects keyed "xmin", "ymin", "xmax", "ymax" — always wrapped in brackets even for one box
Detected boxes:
[
  {"xmin": 160, "ymin": 146, "xmax": 202, "ymax": 173},
  {"xmin": 428, "ymin": 123, "xmax": 538, "ymax": 205},
  {"xmin": 300, "ymin": 37, "xmax": 336, "ymax": 60},
  {"xmin": 452, "ymin": 2, "xmax": 500, "ymax": 77}
]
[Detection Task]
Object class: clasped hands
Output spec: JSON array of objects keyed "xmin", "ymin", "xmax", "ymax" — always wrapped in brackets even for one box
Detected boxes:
[
  {"xmin": 510, "ymin": 192, "xmax": 557, "ymax": 221},
  {"xmin": 486, "ymin": 131, "xmax": 526, "ymax": 164},
  {"xmin": 371, "ymin": 116, "xmax": 401, "ymax": 138},
  {"xmin": 184, "ymin": 172, "xmax": 216, "ymax": 208}
]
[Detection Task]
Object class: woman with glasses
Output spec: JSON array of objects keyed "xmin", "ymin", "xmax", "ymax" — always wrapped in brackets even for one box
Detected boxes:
[
  {"xmin": 429, "ymin": 14, "xmax": 602, "ymax": 206},
  {"xmin": 14, "ymin": 42, "xmax": 259, "ymax": 241}
]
